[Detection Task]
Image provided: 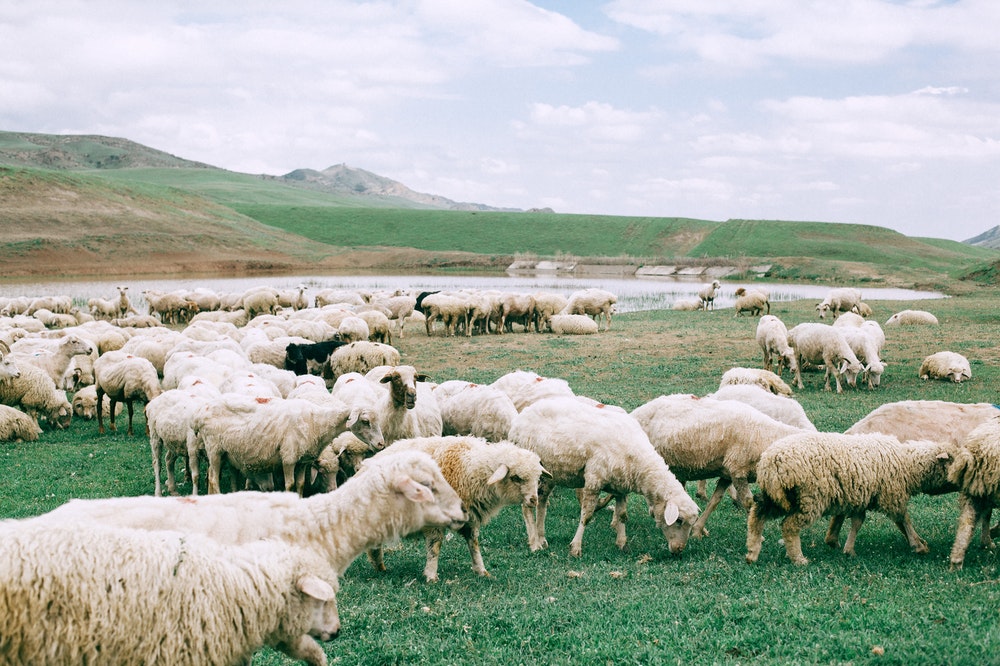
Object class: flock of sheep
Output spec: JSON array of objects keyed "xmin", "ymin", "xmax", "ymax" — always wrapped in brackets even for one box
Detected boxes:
[{"xmin": 0, "ymin": 280, "xmax": 995, "ymax": 665}]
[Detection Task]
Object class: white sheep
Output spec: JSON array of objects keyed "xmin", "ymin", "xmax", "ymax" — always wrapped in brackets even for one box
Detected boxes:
[
  {"xmin": 193, "ymin": 395, "xmax": 384, "ymax": 495},
  {"xmin": 363, "ymin": 365, "xmax": 442, "ymax": 444},
  {"xmin": 745, "ymin": 432, "xmax": 955, "ymax": 565},
  {"xmin": 337, "ymin": 315, "xmax": 370, "ymax": 344},
  {"xmin": 509, "ymin": 396, "xmax": 700, "ymax": 557},
  {"xmin": 146, "ymin": 381, "xmax": 223, "ymax": 496},
  {"xmin": 852, "ymin": 301, "xmax": 873, "ymax": 318},
  {"xmin": 832, "ymin": 311, "xmax": 865, "ymax": 328},
  {"xmin": 816, "ymin": 287, "xmax": 862, "ymax": 319},
  {"xmin": 94, "ymin": 350, "xmax": 162, "ymax": 436},
  {"xmin": 0, "ymin": 522, "xmax": 338, "ymax": 666},
  {"xmin": 491, "ymin": 369, "xmax": 576, "ymax": 412},
  {"xmin": 366, "ymin": 435, "xmax": 547, "ymax": 582},
  {"xmin": 328, "ymin": 341, "xmax": 401, "ymax": 381},
  {"xmin": 838, "ymin": 325, "xmax": 886, "ymax": 389},
  {"xmin": 532, "ymin": 291, "xmax": 569, "ymax": 332},
  {"xmin": 697, "ymin": 280, "xmax": 722, "ymax": 311},
  {"xmin": 36, "ymin": 449, "xmax": 468, "ymax": 580},
  {"xmin": 946, "ymin": 418, "xmax": 1000, "ymax": 569},
  {"xmin": 845, "ymin": 400, "xmax": 999, "ymax": 446},
  {"xmin": 71, "ymin": 384, "xmax": 121, "ymax": 420},
  {"xmin": 373, "ymin": 293, "xmax": 417, "ymax": 339},
  {"xmin": 438, "ymin": 382, "xmax": 518, "ymax": 442},
  {"xmin": 0, "ymin": 358, "xmax": 73, "ymax": 429},
  {"xmin": 500, "ymin": 292, "xmax": 536, "ymax": 333},
  {"xmin": 562, "ymin": 288, "xmax": 617, "ymax": 330},
  {"xmin": 885, "ymin": 309, "xmax": 939, "ymax": 326},
  {"xmin": 277, "ymin": 284, "xmax": 309, "ymax": 310},
  {"xmin": 356, "ymin": 309, "xmax": 392, "ymax": 344},
  {"xmin": 755, "ymin": 315, "xmax": 797, "ymax": 376},
  {"xmin": 631, "ymin": 393, "xmax": 803, "ymax": 538},
  {"xmin": 0, "ymin": 404, "xmax": 42, "ymax": 441},
  {"xmin": 719, "ymin": 367, "xmax": 794, "ymax": 397},
  {"xmin": 242, "ymin": 287, "xmax": 280, "ymax": 319},
  {"xmin": 671, "ymin": 298, "xmax": 704, "ymax": 312},
  {"xmin": 733, "ymin": 289, "xmax": 769, "ymax": 317},
  {"xmin": 10, "ymin": 333, "xmax": 95, "ymax": 386},
  {"xmin": 787, "ymin": 323, "xmax": 863, "ymax": 393},
  {"xmin": 547, "ymin": 313, "xmax": 599, "ymax": 335},
  {"xmin": 919, "ymin": 351, "xmax": 972, "ymax": 383},
  {"xmin": 708, "ymin": 384, "xmax": 816, "ymax": 431}
]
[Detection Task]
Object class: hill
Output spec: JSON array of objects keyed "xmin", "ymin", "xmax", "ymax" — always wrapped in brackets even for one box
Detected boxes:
[{"xmin": 964, "ymin": 225, "xmax": 1000, "ymax": 250}]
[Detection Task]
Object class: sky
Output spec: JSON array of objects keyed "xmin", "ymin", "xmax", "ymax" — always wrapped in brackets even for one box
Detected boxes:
[{"xmin": 3, "ymin": 1, "xmax": 999, "ymax": 242}]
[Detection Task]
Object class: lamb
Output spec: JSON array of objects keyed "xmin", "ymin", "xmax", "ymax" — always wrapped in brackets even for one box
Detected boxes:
[
  {"xmin": 885, "ymin": 309, "xmax": 939, "ymax": 326},
  {"xmin": 0, "ymin": 522, "xmax": 339, "ymax": 666},
  {"xmin": 786, "ymin": 323, "xmax": 863, "ymax": 393},
  {"xmin": 508, "ymin": 396, "xmax": 700, "ymax": 557},
  {"xmin": 852, "ymin": 301, "xmax": 873, "ymax": 318},
  {"xmin": 745, "ymin": 432, "xmax": 956, "ymax": 565},
  {"xmin": 438, "ymin": 382, "xmax": 518, "ymax": 442},
  {"xmin": 946, "ymin": 418, "xmax": 1000, "ymax": 569},
  {"xmin": 71, "ymin": 384, "xmax": 120, "ymax": 420},
  {"xmin": 36, "ymin": 449, "xmax": 468, "ymax": 579},
  {"xmin": 0, "ymin": 358, "xmax": 73, "ymax": 429},
  {"xmin": 755, "ymin": 315, "xmax": 797, "ymax": 376},
  {"xmin": 719, "ymin": 367, "xmax": 793, "ymax": 397},
  {"xmin": 631, "ymin": 393, "xmax": 803, "ymax": 538},
  {"xmin": 192, "ymin": 395, "xmax": 384, "ymax": 495},
  {"xmin": 671, "ymin": 298, "xmax": 704, "ymax": 312},
  {"xmin": 562, "ymin": 288, "xmax": 617, "ymax": 330},
  {"xmin": 9, "ymin": 333, "xmax": 96, "ymax": 385},
  {"xmin": 88, "ymin": 295, "xmax": 120, "ymax": 320},
  {"xmin": 708, "ymin": 384, "xmax": 816, "ymax": 431},
  {"xmin": 93, "ymin": 350, "xmax": 162, "ymax": 436},
  {"xmin": 146, "ymin": 381, "xmax": 223, "ymax": 496},
  {"xmin": 919, "ymin": 351, "xmax": 972, "ymax": 383},
  {"xmin": 815, "ymin": 287, "xmax": 862, "ymax": 319},
  {"xmin": 328, "ymin": 341, "xmax": 401, "ymax": 381},
  {"xmin": 491, "ymin": 369, "xmax": 576, "ymax": 412},
  {"xmin": 733, "ymin": 289, "xmax": 770, "ymax": 317},
  {"xmin": 547, "ymin": 313, "xmax": 599, "ymax": 335},
  {"xmin": 838, "ymin": 325, "xmax": 886, "ymax": 389},
  {"xmin": 0, "ymin": 404, "xmax": 42, "ymax": 441},
  {"xmin": 697, "ymin": 280, "xmax": 722, "ymax": 310},
  {"xmin": 366, "ymin": 435, "xmax": 547, "ymax": 582}
]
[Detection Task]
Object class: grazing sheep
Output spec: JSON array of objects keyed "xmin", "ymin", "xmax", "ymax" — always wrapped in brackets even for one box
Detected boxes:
[
  {"xmin": 10, "ymin": 333, "xmax": 96, "ymax": 386},
  {"xmin": 337, "ymin": 315, "xmax": 370, "ymax": 344},
  {"xmin": 547, "ymin": 313, "xmax": 599, "ymax": 335},
  {"xmin": 420, "ymin": 292, "xmax": 468, "ymax": 336},
  {"xmin": 697, "ymin": 280, "xmax": 722, "ymax": 311},
  {"xmin": 816, "ymin": 288, "xmax": 862, "ymax": 319},
  {"xmin": 71, "ymin": 384, "xmax": 121, "ymax": 421},
  {"xmin": 671, "ymin": 298, "xmax": 704, "ymax": 312},
  {"xmin": 745, "ymin": 432, "xmax": 955, "ymax": 565},
  {"xmin": 532, "ymin": 292, "xmax": 569, "ymax": 332},
  {"xmin": 284, "ymin": 339, "xmax": 347, "ymax": 380},
  {"xmin": 755, "ymin": 315, "xmax": 797, "ymax": 376},
  {"xmin": 439, "ymin": 383, "xmax": 518, "ymax": 442},
  {"xmin": 787, "ymin": 323, "xmax": 863, "ymax": 393},
  {"xmin": 708, "ymin": 384, "xmax": 816, "ymax": 431},
  {"xmin": 242, "ymin": 287, "xmax": 280, "ymax": 319},
  {"xmin": 0, "ymin": 522, "xmax": 338, "ymax": 666},
  {"xmin": 719, "ymin": 367, "xmax": 793, "ymax": 397},
  {"xmin": 920, "ymin": 351, "xmax": 972, "ymax": 383},
  {"xmin": 367, "ymin": 435, "xmax": 547, "ymax": 582},
  {"xmin": 374, "ymin": 293, "xmax": 417, "ymax": 339},
  {"xmin": 852, "ymin": 301, "xmax": 873, "ymax": 318},
  {"xmin": 733, "ymin": 289, "xmax": 770, "ymax": 317},
  {"xmin": 328, "ymin": 341, "xmax": 401, "ymax": 381},
  {"xmin": 0, "ymin": 404, "xmax": 42, "ymax": 441},
  {"xmin": 631, "ymin": 393, "xmax": 803, "ymax": 538},
  {"xmin": 491, "ymin": 369, "xmax": 576, "ymax": 412},
  {"xmin": 838, "ymin": 325, "xmax": 886, "ymax": 389},
  {"xmin": 356, "ymin": 309, "xmax": 392, "ymax": 344},
  {"xmin": 885, "ymin": 309, "xmax": 939, "ymax": 326},
  {"xmin": 0, "ymin": 359, "xmax": 73, "ymax": 429},
  {"xmin": 562, "ymin": 288, "xmax": 617, "ymax": 330},
  {"xmin": 509, "ymin": 396, "xmax": 700, "ymax": 557},
  {"xmin": 500, "ymin": 292, "xmax": 536, "ymax": 333},
  {"xmin": 36, "ymin": 449, "xmax": 468, "ymax": 579},
  {"xmin": 94, "ymin": 351, "xmax": 162, "ymax": 436},
  {"xmin": 946, "ymin": 418, "xmax": 1000, "ymax": 569},
  {"xmin": 845, "ymin": 400, "xmax": 999, "ymax": 446}
]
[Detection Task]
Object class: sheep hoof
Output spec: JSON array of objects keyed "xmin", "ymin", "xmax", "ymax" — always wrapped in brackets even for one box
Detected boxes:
[
  {"xmin": 824, "ymin": 537, "xmax": 839, "ymax": 549},
  {"xmin": 792, "ymin": 556, "xmax": 810, "ymax": 566},
  {"xmin": 914, "ymin": 542, "xmax": 930, "ymax": 554},
  {"xmin": 569, "ymin": 546, "xmax": 582, "ymax": 558},
  {"xmin": 745, "ymin": 553, "xmax": 758, "ymax": 564}
]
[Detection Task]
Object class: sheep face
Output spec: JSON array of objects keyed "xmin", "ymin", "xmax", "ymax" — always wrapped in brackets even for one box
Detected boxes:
[
  {"xmin": 652, "ymin": 498, "xmax": 695, "ymax": 555},
  {"xmin": 839, "ymin": 359, "xmax": 863, "ymax": 388},
  {"xmin": 0, "ymin": 356, "xmax": 20, "ymax": 380},
  {"xmin": 380, "ymin": 367, "xmax": 429, "ymax": 409},
  {"xmin": 387, "ymin": 459, "xmax": 468, "ymax": 530},
  {"xmin": 348, "ymin": 407, "xmax": 384, "ymax": 450}
]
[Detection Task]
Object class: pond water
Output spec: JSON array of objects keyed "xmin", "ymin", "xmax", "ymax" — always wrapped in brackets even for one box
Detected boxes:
[{"xmin": 0, "ymin": 272, "xmax": 946, "ymax": 315}]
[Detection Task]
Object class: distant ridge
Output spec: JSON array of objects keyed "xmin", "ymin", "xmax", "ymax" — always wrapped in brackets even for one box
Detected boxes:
[
  {"xmin": 0, "ymin": 131, "xmax": 212, "ymax": 170},
  {"xmin": 964, "ymin": 225, "xmax": 1000, "ymax": 250}
]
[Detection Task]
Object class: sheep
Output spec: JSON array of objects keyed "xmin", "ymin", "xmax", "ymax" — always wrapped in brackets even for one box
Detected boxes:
[
  {"xmin": 508, "ymin": 396, "xmax": 700, "ymax": 557},
  {"xmin": 30, "ymin": 307, "xmax": 79, "ymax": 328},
  {"xmin": 0, "ymin": 359, "xmax": 73, "ymax": 429},
  {"xmin": 491, "ymin": 369, "xmax": 576, "ymax": 412},
  {"xmin": 838, "ymin": 325, "xmax": 886, "ymax": 389},
  {"xmin": 192, "ymin": 395, "xmax": 384, "ymax": 495},
  {"xmin": 885, "ymin": 309, "xmax": 939, "ymax": 326},
  {"xmin": 9, "ymin": 333, "xmax": 96, "ymax": 385},
  {"xmin": 499, "ymin": 292, "xmax": 536, "ymax": 333},
  {"xmin": 356, "ymin": 309, "xmax": 392, "ymax": 344},
  {"xmin": 946, "ymin": 418, "xmax": 1000, "ymax": 569},
  {"xmin": 755, "ymin": 315, "xmax": 797, "ymax": 376},
  {"xmin": 0, "ymin": 522, "xmax": 338, "ymax": 666},
  {"xmin": 815, "ymin": 287, "xmax": 862, "ymax": 319},
  {"xmin": 845, "ymin": 401, "xmax": 1000, "ymax": 446},
  {"xmin": 337, "ymin": 315, "xmax": 370, "ymax": 344},
  {"xmin": 314, "ymin": 288, "xmax": 367, "ymax": 308},
  {"xmin": 832, "ymin": 311, "xmax": 865, "ymax": 328},
  {"xmin": 562, "ymin": 288, "xmax": 617, "ymax": 330},
  {"xmin": 920, "ymin": 351, "xmax": 972, "ymax": 383},
  {"xmin": 787, "ymin": 323, "xmax": 864, "ymax": 393},
  {"xmin": 421, "ymin": 292, "xmax": 468, "ymax": 336},
  {"xmin": 146, "ymin": 381, "xmax": 223, "ymax": 496},
  {"xmin": 374, "ymin": 293, "xmax": 417, "ymax": 339},
  {"xmin": 93, "ymin": 350, "xmax": 162, "ymax": 436},
  {"xmin": 328, "ymin": 341, "xmax": 401, "ymax": 381},
  {"xmin": 631, "ymin": 393, "xmax": 803, "ymax": 538},
  {"xmin": 697, "ymin": 280, "xmax": 722, "ymax": 310},
  {"xmin": 143, "ymin": 289, "xmax": 198, "ymax": 324},
  {"xmin": 547, "ymin": 313, "xmax": 599, "ymax": 335},
  {"xmin": 367, "ymin": 435, "xmax": 547, "ymax": 582},
  {"xmin": 745, "ymin": 432, "xmax": 955, "ymax": 565},
  {"xmin": 733, "ymin": 289, "xmax": 770, "ymax": 317},
  {"xmin": 0, "ymin": 404, "xmax": 42, "ymax": 441},
  {"xmin": 719, "ymin": 367, "xmax": 793, "ymax": 397},
  {"xmin": 242, "ymin": 287, "xmax": 280, "ymax": 319},
  {"xmin": 438, "ymin": 382, "xmax": 518, "ymax": 442},
  {"xmin": 277, "ymin": 284, "xmax": 309, "ymax": 311},
  {"xmin": 284, "ymin": 339, "xmax": 347, "ymax": 379},
  {"xmin": 364, "ymin": 365, "xmax": 442, "ymax": 444},
  {"xmin": 671, "ymin": 298, "xmax": 704, "ymax": 312},
  {"xmin": 852, "ymin": 301, "xmax": 873, "ymax": 318},
  {"xmin": 71, "ymin": 384, "xmax": 121, "ymax": 420},
  {"xmin": 531, "ymin": 291, "xmax": 569, "ymax": 332},
  {"xmin": 36, "ymin": 449, "xmax": 468, "ymax": 581},
  {"xmin": 708, "ymin": 384, "xmax": 816, "ymax": 431}
]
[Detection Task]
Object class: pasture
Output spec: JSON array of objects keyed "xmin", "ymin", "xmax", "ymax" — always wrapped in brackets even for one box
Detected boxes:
[{"xmin": 3, "ymin": 290, "xmax": 1000, "ymax": 664}]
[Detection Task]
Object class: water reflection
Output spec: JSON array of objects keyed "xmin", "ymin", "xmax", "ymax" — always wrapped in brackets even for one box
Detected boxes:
[{"xmin": 0, "ymin": 273, "xmax": 946, "ymax": 315}]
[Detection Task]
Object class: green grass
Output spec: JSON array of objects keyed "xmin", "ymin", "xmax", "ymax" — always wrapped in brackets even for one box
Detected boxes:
[{"xmin": 4, "ymin": 289, "xmax": 1000, "ymax": 664}]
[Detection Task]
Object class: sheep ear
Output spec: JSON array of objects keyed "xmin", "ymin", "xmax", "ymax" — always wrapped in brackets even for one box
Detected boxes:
[
  {"xmin": 487, "ymin": 464, "xmax": 509, "ymax": 485},
  {"xmin": 415, "ymin": 374, "xmax": 431, "ymax": 383},
  {"xmin": 379, "ymin": 374, "xmax": 394, "ymax": 384},
  {"xmin": 297, "ymin": 575, "xmax": 336, "ymax": 602},
  {"xmin": 663, "ymin": 502, "xmax": 680, "ymax": 526},
  {"xmin": 392, "ymin": 474, "xmax": 434, "ymax": 503}
]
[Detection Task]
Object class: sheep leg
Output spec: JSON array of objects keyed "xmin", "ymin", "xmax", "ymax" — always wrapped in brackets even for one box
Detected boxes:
[
  {"xmin": 692, "ymin": 479, "xmax": 733, "ymax": 539},
  {"xmin": 367, "ymin": 546, "xmax": 387, "ymax": 572},
  {"xmin": 842, "ymin": 514, "xmax": 865, "ymax": 557},
  {"xmin": 150, "ymin": 436, "xmax": 164, "ymax": 497},
  {"xmin": 96, "ymin": 387, "xmax": 107, "ymax": 434},
  {"xmin": 611, "ymin": 493, "xmax": 628, "ymax": 550},
  {"xmin": 569, "ymin": 488, "xmax": 600, "ymax": 557},
  {"xmin": 124, "ymin": 399, "xmax": 134, "ymax": 436},
  {"xmin": 793, "ymin": 360, "xmax": 805, "ymax": 390},
  {"xmin": 206, "ymin": 446, "xmax": 224, "ymax": 495},
  {"xmin": 984, "ymin": 507, "xmax": 998, "ymax": 549},
  {"xmin": 694, "ymin": 480, "xmax": 709, "ymax": 501},
  {"xmin": 275, "ymin": 635, "xmax": 327, "ymax": 666},
  {"xmin": 893, "ymin": 512, "xmax": 929, "ymax": 554},
  {"xmin": 422, "ymin": 527, "xmax": 445, "ymax": 583},
  {"xmin": 745, "ymin": 503, "xmax": 767, "ymax": 564},
  {"xmin": 950, "ymin": 496, "xmax": 981, "ymax": 570},
  {"xmin": 460, "ymin": 522, "xmax": 490, "ymax": 577},
  {"xmin": 731, "ymin": 477, "xmax": 753, "ymax": 511},
  {"xmin": 281, "ymin": 461, "xmax": 298, "ymax": 494},
  {"xmin": 825, "ymin": 515, "xmax": 845, "ymax": 549},
  {"xmin": 523, "ymin": 483, "xmax": 552, "ymax": 551},
  {"xmin": 164, "ymin": 448, "xmax": 182, "ymax": 497},
  {"xmin": 780, "ymin": 513, "xmax": 812, "ymax": 565}
]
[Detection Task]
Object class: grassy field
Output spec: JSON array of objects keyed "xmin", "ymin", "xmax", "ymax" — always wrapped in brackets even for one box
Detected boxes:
[{"xmin": 3, "ymin": 289, "xmax": 1000, "ymax": 664}]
